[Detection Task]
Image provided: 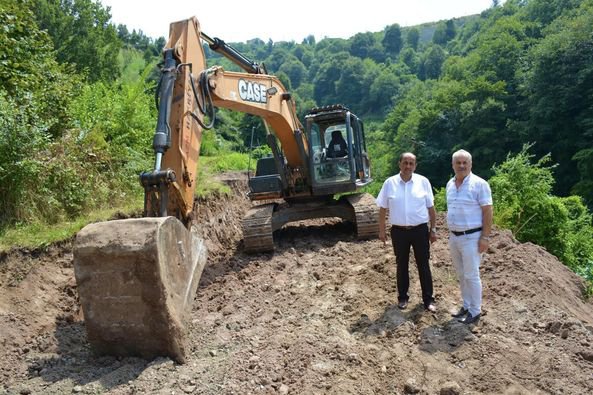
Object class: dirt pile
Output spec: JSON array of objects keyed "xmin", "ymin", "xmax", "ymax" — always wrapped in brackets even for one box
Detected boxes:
[{"xmin": 1, "ymin": 173, "xmax": 592, "ymax": 394}]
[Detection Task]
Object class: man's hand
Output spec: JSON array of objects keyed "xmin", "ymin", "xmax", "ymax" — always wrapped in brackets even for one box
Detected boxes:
[
  {"xmin": 378, "ymin": 207, "xmax": 387, "ymax": 247},
  {"xmin": 429, "ymin": 231, "xmax": 437, "ymax": 243},
  {"xmin": 379, "ymin": 228, "xmax": 386, "ymax": 247},
  {"xmin": 478, "ymin": 238, "xmax": 489, "ymax": 253}
]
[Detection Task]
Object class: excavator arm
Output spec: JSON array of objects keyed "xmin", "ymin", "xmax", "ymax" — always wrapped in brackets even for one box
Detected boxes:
[
  {"xmin": 72, "ymin": 16, "xmax": 314, "ymax": 364},
  {"xmin": 141, "ymin": 17, "xmax": 307, "ymax": 227}
]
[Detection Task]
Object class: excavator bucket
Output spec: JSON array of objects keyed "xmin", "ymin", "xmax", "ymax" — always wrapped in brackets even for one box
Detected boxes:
[{"xmin": 73, "ymin": 217, "xmax": 207, "ymax": 363}]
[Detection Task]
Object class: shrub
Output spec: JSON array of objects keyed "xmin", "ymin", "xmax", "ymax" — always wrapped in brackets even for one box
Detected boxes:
[{"xmin": 490, "ymin": 145, "xmax": 593, "ymax": 281}]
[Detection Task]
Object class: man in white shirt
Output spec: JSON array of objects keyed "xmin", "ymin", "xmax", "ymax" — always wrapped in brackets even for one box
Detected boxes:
[
  {"xmin": 446, "ymin": 149, "xmax": 493, "ymax": 325},
  {"xmin": 376, "ymin": 153, "xmax": 437, "ymax": 312}
]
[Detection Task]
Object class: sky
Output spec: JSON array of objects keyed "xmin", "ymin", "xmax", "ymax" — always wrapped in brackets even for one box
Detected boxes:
[{"xmin": 99, "ymin": 0, "xmax": 502, "ymax": 43}]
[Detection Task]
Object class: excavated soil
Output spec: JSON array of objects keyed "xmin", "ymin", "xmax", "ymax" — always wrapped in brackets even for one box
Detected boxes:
[{"xmin": 1, "ymin": 173, "xmax": 593, "ymax": 395}]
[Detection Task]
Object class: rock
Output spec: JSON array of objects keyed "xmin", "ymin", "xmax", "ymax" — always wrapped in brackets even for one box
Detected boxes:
[
  {"xmin": 279, "ymin": 384, "xmax": 290, "ymax": 394},
  {"xmin": 73, "ymin": 217, "xmax": 206, "ymax": 364},
  {"xmin": 404, "ymin": 378, "xmax": 421, "ymax": 394},
  {"xmin": 578, "ymin": 350, "xmax": 593, "ymax": 362},
  {"xmin": 464, "ymin": 334, "xmax": 476, "ymax": 342},
  {"xmin": 440, "ymin": 381, "xmax": 461, "ymax": 395},
  {"xmin": 72, "ymin": 386, "xmax": 83, "ymax": 393},
  {"xmin": 209, "ymin": 349, "xmax": 217, "ymax": 357}
]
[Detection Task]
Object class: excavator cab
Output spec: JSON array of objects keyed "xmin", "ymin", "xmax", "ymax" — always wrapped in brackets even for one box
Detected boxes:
[
  {"xmin": 247, "ymin": 105, "xmax": 372, "ymax": 200},
  {"xmin": 306, "ymin": 105, "xmax": 372, "ymax": 196}
]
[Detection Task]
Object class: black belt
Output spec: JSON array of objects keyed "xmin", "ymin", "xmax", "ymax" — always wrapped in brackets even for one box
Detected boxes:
[
  {"xmin": 451, "ymin": 227, "xmax": 482, "ymax": 236},
  {"xmin": 392, "ymin": 223, "xmax": 426, "ymax": 231}
]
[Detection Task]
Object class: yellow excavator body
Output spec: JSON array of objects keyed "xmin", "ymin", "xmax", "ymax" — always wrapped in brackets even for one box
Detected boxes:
[{"xmin": 73, "ymin": 16, "xmax": 378, "ymax": 362}]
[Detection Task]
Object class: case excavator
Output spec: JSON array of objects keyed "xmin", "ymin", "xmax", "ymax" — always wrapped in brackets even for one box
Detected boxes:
[{"xmin": 73, "ymin": 17, "xmax": 379, "ymax": 363}]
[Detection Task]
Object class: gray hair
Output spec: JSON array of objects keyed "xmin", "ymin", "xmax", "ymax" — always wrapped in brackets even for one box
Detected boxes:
[{"xmin": 452, "ymin": 149, "xmax": 472, "ymax": 162}]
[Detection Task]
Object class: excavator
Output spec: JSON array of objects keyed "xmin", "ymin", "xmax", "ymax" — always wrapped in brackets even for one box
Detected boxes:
[{"xmin": 73, "ymin": 17, "xmax": 379, "ymax": 363}]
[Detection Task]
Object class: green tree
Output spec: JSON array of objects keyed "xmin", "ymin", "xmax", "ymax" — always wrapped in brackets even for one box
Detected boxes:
[
  {"xmin": 383, "ymin": 24, "xmax": 403, "ymax": 56},
  {"xmin": 406, "ymin": 27, "xmax": 420, "ymax": 50},
  {"xmin": 0, "ymin": 0, "xmax": 79, "ymax": 137},
  {"xmin": 33, "ymin": 0, "xmax": 122, "ymax": 82},
  {"xmin": 350, "ymin": 32, "xmax": 376, "ymax": 59},
  {"xmin": 278, "ymin": 58, "xmax": 307, "ymax": 89},
  {"xmin": 490, "ymin": 145, "xmax": 593, "ymax": 271},
  {"xmin": 521, "ymin": 2, "xmax": 593, "ymax": 198},
  {"xmin": 400, "ymin": 47, "xmax": 419, "ymax": 75},
  {"xmin": 421, "ymin": 45, "xmax": 446, "ymax": 80},
  {"xmin": 432, "ymin": 21, "xmax": 449, "ymax": 45},
  {"xmin": 334, "ymin": 57, "xmax": 366, "ymax": 113},
  {"xmin": 312, "ymin": 51, "xmax": 350, "ymax": 105}
]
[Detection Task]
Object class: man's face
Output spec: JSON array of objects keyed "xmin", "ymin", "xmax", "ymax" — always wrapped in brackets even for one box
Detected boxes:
[
  {"xmin": 452, "ymin": 155, "xmax": 472, "ymax": 178},
  {"xmin": 399, "ymin": 155, "xmax": 417, "ymax": 178}
]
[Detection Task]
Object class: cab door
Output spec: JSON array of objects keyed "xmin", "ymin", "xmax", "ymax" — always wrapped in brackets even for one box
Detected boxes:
[{"xmin": 350, "ymin": 115, "xmax": 371, "ymax": 185}]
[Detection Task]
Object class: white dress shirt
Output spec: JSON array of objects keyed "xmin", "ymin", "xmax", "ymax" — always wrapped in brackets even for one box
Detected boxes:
[
  {"xmin": 446, "ymin": 172, "xmax": 492, "ymax": 231},
  {"xmin": 376, "ymin": 173, "xmax": 434, "ymax": 226}
]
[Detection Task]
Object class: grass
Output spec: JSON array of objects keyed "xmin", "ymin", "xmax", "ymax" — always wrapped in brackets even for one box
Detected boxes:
[
  {"xmin": 0, "ymin": 197, "xmax": 143, "ymax": 252},
  {"xmin": 0, "ymin": 151, "xmax": 249, "ymax": 252},
  {"xmin": 200, "ymin": 152, "xmax": 250, "ymax": 172}
]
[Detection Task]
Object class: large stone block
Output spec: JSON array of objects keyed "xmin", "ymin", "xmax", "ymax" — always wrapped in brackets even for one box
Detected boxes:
[{"xmin": 73, "ymin": 217, "xmax": 207, "ymax": 363}]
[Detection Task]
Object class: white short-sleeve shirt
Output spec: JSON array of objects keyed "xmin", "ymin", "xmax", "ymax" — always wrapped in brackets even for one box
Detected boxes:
[
  {"xmin": 376, "ymin": 173, "xmax": 434, "ymax": 226},
  {"xmin": 446, "ymin": 172, "xmax": 493, "ymax": 231}
]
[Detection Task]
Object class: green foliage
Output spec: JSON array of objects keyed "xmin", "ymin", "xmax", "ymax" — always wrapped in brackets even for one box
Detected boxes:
[
  {"xmin": 0, "ymin": 93, "xmax": 50, "ymax": 227},
  {"xmin": 32, "ymin": 0, "xmax": 122, "ymax": 82},
  {"xmin": 406, "ymin": 27, "xmax": 420, "ymax": 50},
  {"xmin": 432, "ymin": 20, "xmax": 456, "ymax": 45},
  {"xmin": 490, "ymin": 146, "xmax": 593, "ymax": 272},
  {"xmin": 350, "ymin": 32, "xmax": 376, "ymax": 59},
  {"xmin": 572, "ymin": 148, "xmax": 593, "ymax": 207},
  {"xmin": 383, "ymin": 24, "xmax": 403, "ymax": 56},
  {"xmin": 0, "ymin": 1, "xmax": 79, "ymax": 137},
  {"xmin": 200, "ymin": 152, "xmax": 250, "ymax": 173},
  {"xmin": 433, "ymin": 187, "xmax": 447, "ymax": 212},
  {"xmin": 522, "ymin": 2, "xmax": 593, "ymax": 196},
  {"xmin": 421, "ymin": 45, "xmax": 446, "ymax": 80},
  {"xmin": 0, "ymin": 196, "xmax": 142, "ymax": 252}
]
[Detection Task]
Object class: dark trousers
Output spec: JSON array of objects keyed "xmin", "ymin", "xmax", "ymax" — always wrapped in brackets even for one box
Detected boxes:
[{"xmin": 390, "ymin": 223, "xmax": 434, "ymax": 307}]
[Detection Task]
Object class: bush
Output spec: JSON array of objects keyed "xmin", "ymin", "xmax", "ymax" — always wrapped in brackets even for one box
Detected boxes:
[
  {"xmin": 0, "ymin": 92, "xmax": 50, "ymax": 227},
  {"xmin": 434, "ymin": 186, "xmax": 447, "ymax": 212},
  {"xmin": 490, "ymin": 145, "xmax": 593, "ymax": 282}
]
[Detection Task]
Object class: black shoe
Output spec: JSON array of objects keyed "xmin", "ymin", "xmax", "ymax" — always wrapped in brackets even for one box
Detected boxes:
[
  {"xmin": 451, "ymin": 307, "xmax": 468, "ymax": 318},
  {"xmin": 459, "ymin": 313, "xmax": 481, "ymax": 324},
  {"xmin": 397, "ymin": 300, "xmax": 408, "ymax": 310}
]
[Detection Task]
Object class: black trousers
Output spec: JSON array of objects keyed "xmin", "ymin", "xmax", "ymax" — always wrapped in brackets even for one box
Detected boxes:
[{"xmin": 390, "ymin": 223, "xmax": 434, "ymax": 307}]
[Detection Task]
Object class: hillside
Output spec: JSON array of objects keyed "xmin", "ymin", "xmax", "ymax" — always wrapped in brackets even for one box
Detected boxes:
[{"xmin": 1, "ymin": 174, "xmax": 592, "ymax": 394}]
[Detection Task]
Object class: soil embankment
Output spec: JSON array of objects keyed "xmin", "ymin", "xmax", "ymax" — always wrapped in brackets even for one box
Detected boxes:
[{"xmin": 1, "ymin": 173, "xmax": 592, "ymax": 394}]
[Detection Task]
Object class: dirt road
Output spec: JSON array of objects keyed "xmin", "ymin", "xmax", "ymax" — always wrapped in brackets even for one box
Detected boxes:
[{"xmin": 1, "ymin": 175, "xmax": 592, "ymax": 394}]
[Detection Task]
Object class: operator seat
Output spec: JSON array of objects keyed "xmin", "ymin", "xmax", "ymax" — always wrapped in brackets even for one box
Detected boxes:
[{"xmin": 326, "ymin": 130, "xmax": 348, "ymax": 158}]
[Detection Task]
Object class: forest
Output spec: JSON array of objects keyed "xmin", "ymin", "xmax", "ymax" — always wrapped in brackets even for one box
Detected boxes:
[{"xmin": 0, "ymin": 0, "xmax": 592, "ymax": 290}]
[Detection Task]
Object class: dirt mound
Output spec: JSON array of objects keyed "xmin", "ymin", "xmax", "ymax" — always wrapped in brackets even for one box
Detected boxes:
[{"xmin": 1, "ymin": 173, "xmax": 592, "ymax": 394}]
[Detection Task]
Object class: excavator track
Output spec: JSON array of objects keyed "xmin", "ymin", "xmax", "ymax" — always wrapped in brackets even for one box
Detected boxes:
[
  {"xmin": 242, "ymin": 193, "xmax": 379, "ymax": 253},
  {"xmin": 243, "ymin": 203, "xmax": 275, "ymax": 253},
  {"xmin": 346, "ymin": 192, "xmax": 380, "ymax": 239}
]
